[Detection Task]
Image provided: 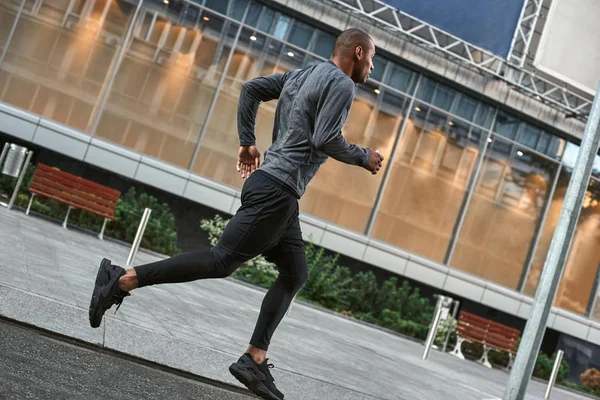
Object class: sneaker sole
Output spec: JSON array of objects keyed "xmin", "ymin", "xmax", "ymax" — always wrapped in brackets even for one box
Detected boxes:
[
  {"xmin": 229, "ymin": 363, "xmax": 281, "ymax": 400},
  {"xmin": 88, "ymin": 258, "xmax": 111, "ymax": 328}
]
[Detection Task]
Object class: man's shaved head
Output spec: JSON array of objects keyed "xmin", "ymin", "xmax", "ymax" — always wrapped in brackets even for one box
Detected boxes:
[
  {"xmin": 332, "ymin": 28, "xmax": 374, "ymax": 58},
  {"xmin": 331, "ymin": 28, "xmax": 375, "ymax": 84}
]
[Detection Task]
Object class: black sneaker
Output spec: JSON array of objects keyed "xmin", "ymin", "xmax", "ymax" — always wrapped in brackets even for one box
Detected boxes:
[
  {"xmin": 89, "ymin": 258, "xmax": 130, "ymax": 328},
  {"xmin": 229, "ymin": 353, "xmax": 284, "ymax": 400}
]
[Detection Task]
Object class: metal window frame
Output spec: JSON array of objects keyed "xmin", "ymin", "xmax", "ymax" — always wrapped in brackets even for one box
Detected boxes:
[
  {"xmin": 324, "ymin": 0, "xmax": 592, "ymax": 121},
  {"xmin": 0, "ymin": 0, "xmax": 26, "ymax": 69}
]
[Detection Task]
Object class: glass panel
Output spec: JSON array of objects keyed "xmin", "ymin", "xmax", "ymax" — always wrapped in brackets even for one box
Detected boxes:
[
  {"xmin": 369, "ymin": 55, "xmax": 386, "ymax": 82},
  {"xmin": 0, "ymin": 2, "xmax": 20, "ymax": 68},
  {"xmin": 271, "ymin": 14, "xmax": 291, "ymax": 40},
  {"xmin": 561, "ymin": 141, "xmax": 600, "ymax": 179},
  {"xmin": 525, "ymin": 148, "xmax": 600, "ymax": 315},
  {"xmin": 386, "ymin": 63, "xmax": 415, "ymax": 93},
  {"xmin": 371, "ymin": 103, "xmax": 485, "ymax": 262},
  {"xmin": 416, "ymin": 77, "xmax": 435, "ymax": 103},
  {"xmin": 0, "ymin": 0, "xmax": 135, "ymax": 132},
  {"xmin": 431, "ymin": 83, "xmax": 456, "ymax": 111},
  {"xmin": 257, "ymin": 7, "xmax": 275, "ymax": 33},
  {"xmin": 519, "ymin": 123, "xmax": 540, "ymax": 149},
  {"xmin": 535, "ymin": 131, "xmax": 565, "ymax": 160},
  {"xmin": 312, "ymin": 30, "xmax": 335, "ymax": 59},
  {"xmin": 536, "ymin": 131, "xmax": 551, "ymax": 154},
  {"xmin": 494, "ymin": 111, "xmax": 520, "ymax": 140},
  {"xmin": 192, "ymin": 33, "xmax": 295, "ymax": 187},
  {"xmin": 450, "ymin": 135, "xmax": 559, "ymax": 288},
  {"xmin": 287, "ymin": 20, "xmax": 312, "ymax": 49},
  {"xmin": 301, "ymin": 88, "xmax": 410, "ymax": 232},
  {"xmin": 94, "ymin": 5, "xmax": 233, "ymax": 169},
  {"xmin": 206, "ymin": 0, "xmax": 229, "ymax": 15},
  {"xmin": 453, "ymin": 95, "xmax": 478, "ymax": 121},
  {"xmin": 526, "ymin": 175, "xmax": 600, "ymax": 315},
  {"xmin": 230, "ymin": 0, "xmax": 261, "ymax": 25},
  {"xmin": 474, "ymin": 103, "xmax": 495, "ymax": 129}
]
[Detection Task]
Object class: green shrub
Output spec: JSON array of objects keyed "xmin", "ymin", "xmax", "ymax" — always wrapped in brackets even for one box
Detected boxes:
[
  {"xmin": 298, "ymin": 243, "xmax": 354, "ymax": 311},
  {"xmin": 563, "ymin": 381, "xmax": 600, "ymax": 398},
  {"xmin": 106, "ymin": 187, "xmax": 180, "ymax": 255},
  {"xmin": 0, "ymin": 164, "xmax": 36, "ymax": 205},
  {"xmin": 533, "ymin": 352, "xmax": 570, "ymax": 383},
  {"xmin": 345, "ymin": 271, "xmax": 379, "ymax": 314},
  {"xmin": 199, "ymin": 214, "xmax": 434, "ymax": 340},
  {"xmin": 199, "ymin": 214, "xmax": 278, "ymax": 287},
  {"xmin": 378, "ymin": 310, "xmax": 429, "ymax": 339},
  {"xmin": 434, "ymin": 317, "xmax": 457, "ymax": 348}
]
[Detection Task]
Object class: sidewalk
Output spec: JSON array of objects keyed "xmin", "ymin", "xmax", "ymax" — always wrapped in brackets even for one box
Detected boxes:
[{"xmin": 0, "ymin": 206, "xmax": 589, "ymax": 400}]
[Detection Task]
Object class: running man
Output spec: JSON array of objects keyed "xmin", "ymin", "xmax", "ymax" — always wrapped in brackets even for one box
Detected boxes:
[{"xmin": 89, "ymin": 27, "xmax": 384, "ymax": 400}]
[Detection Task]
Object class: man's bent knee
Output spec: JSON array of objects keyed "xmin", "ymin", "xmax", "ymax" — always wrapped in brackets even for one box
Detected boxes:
[{"xmin": 211, "ymin": 248, "xmax": 242, "ymax": 278}]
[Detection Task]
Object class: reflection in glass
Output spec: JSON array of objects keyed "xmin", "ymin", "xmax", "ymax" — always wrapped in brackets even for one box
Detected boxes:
[
  {"xmin": 450, "ymin": 135, "xmax": 559, "ymax": 288},
  {"xmin": 385, "ymin": 63, "xmax": 416, "ymax": 94},
  {"xmin": 494, "ymin": 111, "xmax": 566, "ymax": 160},
  {"xmin": 287, "ymin": 20, "xmax": 313, "ymax": 49},
  {"xmin": 193, "ymin": 33, "xmax": 307, "ymax": 187},
  {"xmin": 312, "ymin": 30, "xmax": 335, "ymax": 59},
  {"xmin": 94, "ymin": 4, "xmax": 235, "ymax": 169},
  {"xmin": 371, "ymin": 103, "xmax": 484, "ymax": 262},
  {"xmin": 300, "ymin": 88, "xmax": 410, "ymax": 233},
  {"xmin": 525, "ymin": 175, "xmax": 600, "ymax": 315},
  {"xmin": 0, "ymin": 0, "xmax": 136, "ymax": 132},
  {"xmin": 369, "ymin": 55, "xmax": 386, "ymax": 82}
]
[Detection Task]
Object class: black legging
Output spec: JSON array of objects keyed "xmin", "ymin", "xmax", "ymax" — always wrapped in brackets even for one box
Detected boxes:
[{"xmin": 133, "ymin": 171, "xmax": 308, "ymax": 351}]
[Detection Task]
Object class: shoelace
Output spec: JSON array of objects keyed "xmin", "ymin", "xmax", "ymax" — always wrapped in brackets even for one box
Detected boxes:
[
  {"xmin": 113, "ymin": 291, "xmax": 130, "ymax": 314},
  {"xmin": 263, "ymin": 360, "xmax": 276, "ymax": 381}
]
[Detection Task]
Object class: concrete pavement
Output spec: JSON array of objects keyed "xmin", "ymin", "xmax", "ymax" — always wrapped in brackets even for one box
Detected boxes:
[{"xmin": 0, "ymin": 206, "xmax": 590, "ymax": 400}]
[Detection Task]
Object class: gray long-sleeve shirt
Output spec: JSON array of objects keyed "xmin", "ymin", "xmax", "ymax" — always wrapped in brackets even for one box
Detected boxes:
[{"xmin": 237, "ymin": 60, "xmax": 370, "ymax": 198}]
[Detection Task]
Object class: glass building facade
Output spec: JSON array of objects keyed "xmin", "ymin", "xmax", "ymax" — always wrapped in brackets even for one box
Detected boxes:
[{"xmin": 1, "ymin": 0, "xmax": 600, "ymax": 321}]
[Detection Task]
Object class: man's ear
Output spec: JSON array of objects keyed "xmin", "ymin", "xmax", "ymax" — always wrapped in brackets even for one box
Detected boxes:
[{"xmin": 355, "ymin": 45, "xmax": 363, "ymax": 60}]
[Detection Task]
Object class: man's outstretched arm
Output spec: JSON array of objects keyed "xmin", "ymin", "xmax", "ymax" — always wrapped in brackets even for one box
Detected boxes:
[
  {"xmin": 313, "ymin": 78, "xmax": 384, "ymax": 174},
  {"xmin": 237, "ymin": 72, "xmax": 289, "ymax": 146}
]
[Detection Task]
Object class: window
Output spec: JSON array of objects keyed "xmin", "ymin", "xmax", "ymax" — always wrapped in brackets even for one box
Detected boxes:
[
  {"xmin": 432, "ymin": 84, "xmax": 456, "ymax": 111},
  {"xmin": 257, "ymin": 7, "xmax": 275, "ymax": 33},
  {"xmin": 451, "ymin": 135, "xmax": 559, "ymax": 289},
  {"xmin": 386, "ymin": 63, "xmax": 415, "ymax": 93},
  {"xmin": 312, "ymin": 30, "xmax": 335, "ymax": 59},
  {"xmin": 288, "ymin": 20, "xmax": 313, "ymax": 49},
  {"xmin": 494, "ymin": 111, "xmax": 520, "ymax": 140},
  {"xmin": 519, "ymin": 123, "xmax": 540, "ymax": 149},
  {"xmin": 369, "ymin": 55, "xmax": 386, "ymax": 82},
  {"xmin": 272, "ymin": 15, "xmax": 291, "ymax": 40},
  {"xmin": 206, "ymin": 0, "xmax": 229, "ymax": 14},
  {"xmin": 371, "ymin": 104, "xmax": 484, "ymax": 262},
  {"xmin": 453, "ymin": 95, "xmax": 478, "ymax": 121}
]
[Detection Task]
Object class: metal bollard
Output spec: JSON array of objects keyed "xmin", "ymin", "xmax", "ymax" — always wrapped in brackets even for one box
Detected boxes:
[
  {"xmin": 544, "ymin": 350, "xmax": 564, "ymax": 399},
  {"xmin": 126, "ymin": 208, "xmax": 152, "ymax": 267},
  {"xmin": 422, "ymin": 306, "xmax": 443, "ymax": 360}
]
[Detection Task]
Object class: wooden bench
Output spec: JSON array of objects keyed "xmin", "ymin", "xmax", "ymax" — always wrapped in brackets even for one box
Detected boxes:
[
  {"xmin": 449, "ymin": 311, "xmax": 521, "ymax": 370},
  {"xmin": 26, "ymin": 163, "xmax": 121, "ymax": 240}
]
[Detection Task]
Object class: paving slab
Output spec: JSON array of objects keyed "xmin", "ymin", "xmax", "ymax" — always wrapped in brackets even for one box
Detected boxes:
[{"xmin": 0, "ymin": 207, "xmax": 591, "ymax": 400}]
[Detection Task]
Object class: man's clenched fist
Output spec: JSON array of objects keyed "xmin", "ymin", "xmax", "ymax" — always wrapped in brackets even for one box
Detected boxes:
[{"xmin": 365, "ymin": 149, "xmax": 384, "ymax": 175}]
